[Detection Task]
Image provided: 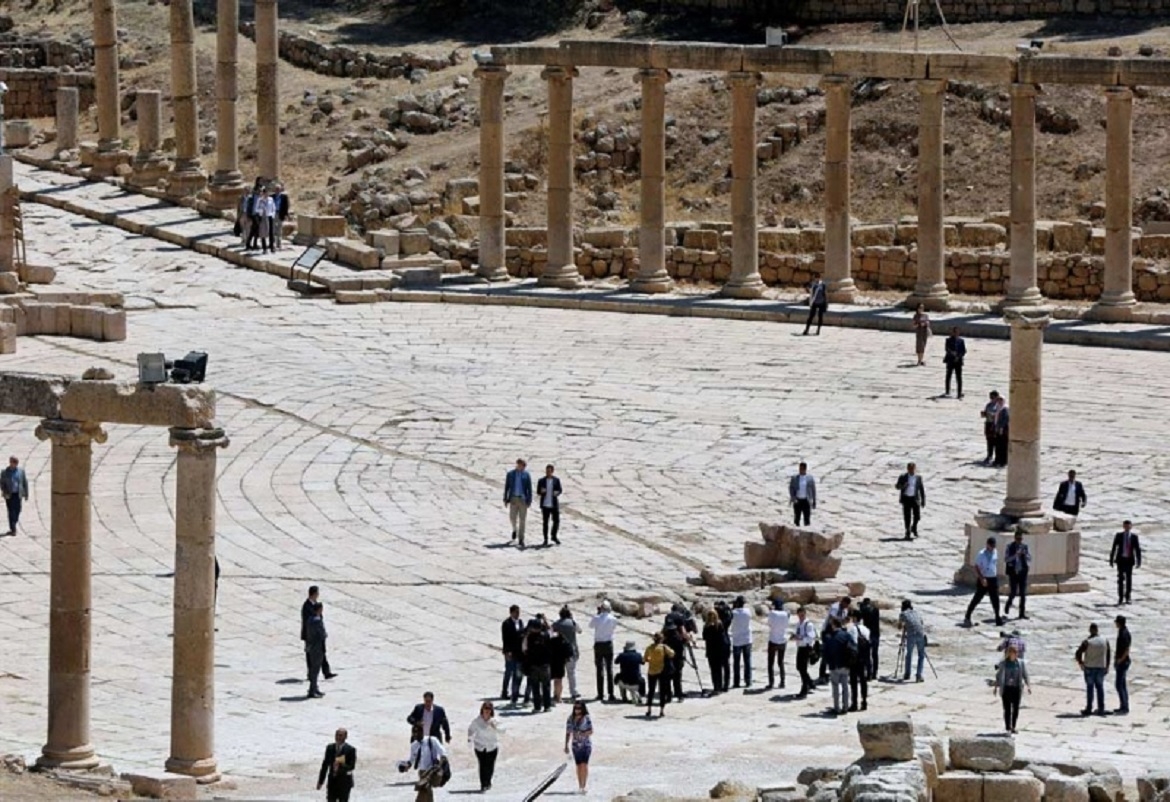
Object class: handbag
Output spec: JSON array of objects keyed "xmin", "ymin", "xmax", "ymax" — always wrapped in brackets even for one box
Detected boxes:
[
  {"xmin": 437, "ymin": 756, "xmax": 452, "ymax": 787},
  {"xmin": 809, "ymin": 639, "xmax": 822, "ymax": 665}
]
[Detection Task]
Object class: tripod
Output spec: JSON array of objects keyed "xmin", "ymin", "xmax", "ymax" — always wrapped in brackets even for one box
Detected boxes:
[
  {"xmin": 901, "ymin": 0, "xmax": 962, "ymax": 52},
  {"xmin": 893, "ymin": 632, "xmax": 940, "ymax": 680}
]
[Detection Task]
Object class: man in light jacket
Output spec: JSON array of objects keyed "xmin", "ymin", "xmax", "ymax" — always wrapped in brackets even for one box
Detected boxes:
[{"xmin": 788, "ymin": 462, "xmax": 817, "ymax": 527}]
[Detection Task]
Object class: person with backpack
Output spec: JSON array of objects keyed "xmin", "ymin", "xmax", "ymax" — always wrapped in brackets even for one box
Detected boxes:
[
  {"xmin": 993, "ymin": 644, "xmax": 1030, "ymax": 734},
  {"xmin": 822, "ymin": 618, "xmax": 853, "ymax": 715},
  {"xmin": 847, "ymin": 609, "xmax": 870, "ymax": 711},
  {"xmin": 399, "ymin": 723, "xmax": 448, "ymax": 802}
]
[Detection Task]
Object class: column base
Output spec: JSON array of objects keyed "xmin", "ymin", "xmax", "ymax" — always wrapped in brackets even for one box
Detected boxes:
[
  {"xmin": 954, "ymin": 515, "xmax": 1085, "ymax": 592},
  {"xmin": 907, "ymin": 284, "xmax": 950, "ymax": 311},
  {"xmin": 207, "ymin": 171, "xmax": 246, "ymax": 210},
  {"xmin": 475, "ymin": 265, "xmax": 510, "ymax": 282},
  {"xmin": 826, "ymin": 278, "xmax": 857, "ymax": 304},
  {"xmin": 1087, "ymin": 294, "xmax": 1137, "ymax": 322},
  {"xmin": 127, "ymin": 157, "xmax": 172, "ymax": 190},
  {"xmin": 720, "ymin": 276, "xmax": 766, "ymax": 299},
  {"xmin": 1001, "ymin": 286, "xmax": 1044, "ymax": 307},
  {"xmin": 90, "ymin": 149, "xmax": 132, "ymax": 178},
  {"xmin": 37, "ymin": 744, "xmax": 100, "ymax": 770},
  {"xmin": 1000, "ymin": 498, "xmax": 1045, "ymax": 518},
  {"xmin": 629, "ymin": 274, "xmax": 675, "ymax": 294},
  {"xmin": 166, "ymin": 168, "xmax": 208, "ymax": 198},
  {"xmin": 164, "ymin": 756, "xmax": 220, "ymax": 783},
  {"xmin": 537, "ymin": 266, "xmax": 585, "ymax": 289}
]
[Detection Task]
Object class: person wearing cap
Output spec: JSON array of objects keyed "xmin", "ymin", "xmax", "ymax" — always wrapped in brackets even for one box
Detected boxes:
[
  {"xmin": 898, "ymin": 600, "xmax": 927, "ymax": 682},
  {"xmin": 1114, "ymin": 615, "xmax": 1131, "ymax": 715},
  {"xmin": 590, "ymin": 601, "xmax": 618, "ymax": 702},
  {"xmin": 614, "ymin": 640, "xmax": 646, "ymax": 703},
  {"xmin": 980, "ymin": 391, "xmax": 1001, "ymax": 465},
  {"xmin": 729, "ymin": 596, "xmax": 754, "ymax": 688},
  {"xmin": 964, "ymin": 537, "xmax": 1003, "ymax": 628},
  {"xmin": 1109, "ymin": 520, "xmax": 1142, "ymax": 606},
  {"xmin": 765, "ymin": 598, "xmax": 790, "ymax": 690}
]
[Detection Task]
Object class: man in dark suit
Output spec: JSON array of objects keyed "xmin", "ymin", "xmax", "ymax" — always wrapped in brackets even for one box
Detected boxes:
[
  {"xmin": 317, "ymin": 727, "xmax": 356, "ymax": 802},
  {"xmin": 788, "ymin": 462, "xmax": 817, "ymax": 527},
  {"xmin": 500, "ymin": 604, "xmax": 527, "ymax": 704},
  {"xmin": 1003, "ymin": 531, "xmax": 1032, "ymax": 620},
  {"xmin": 536, "ymin": 464, "xmax": 563, "ymax": 546},
  {"xmin": 895, "ymin": 462, "xmax": 926, "ymax": 540},
  {"xmin": 407, "ymin": 692, "xmax": 451, "ymax": 742},
  {"xmin": 302, "ymin": 586, "xmax": 335, "ymax": 681},
  {"xmin": 1053, "ymin": 470, "xmax": 1088, "ymax": 516},
  {"xmin": 992, "ymin": 401, "xmax": 1010, "ymax": 468},
  {"xmin": 980, "ymin": 391, "xmax": 1001, "ymax": 465},
  {"xmin": 1109, "ymin": 520, "xmax": 1142, "ymax": 605},
  {"xmin": 943, "ymin": 327, "xmax": 966, "ymax": 398},
  {"xmin": 305, "ymin": 602, "xmax": 327, "ymax": 699},
  {"xmin": 503, "ymin": 458, "xmax": 533, "ymax": 548}
]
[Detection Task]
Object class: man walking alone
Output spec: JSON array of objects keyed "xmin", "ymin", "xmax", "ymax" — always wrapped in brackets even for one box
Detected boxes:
[
  {"xmin": 1, "ymin": 456, "xmax": 28, "ymax": 537},
  {"xmin": 1109, "ymin": 520, "xmax": 1142, "ymax": 605},
  {"xmin": 895, "ymin": 462, "xmax": 926, "ymax": 540},
  {"xmin": 1114, "ymin": 615, "xmax": 1131, "ymax": 715},
  {"xmin": 965, "ymin": 537, "xmax": 1003, "ymax": 627},
  {"xmin": 943, "ymin": 327, "xmax": 966, "ymax": 398}
]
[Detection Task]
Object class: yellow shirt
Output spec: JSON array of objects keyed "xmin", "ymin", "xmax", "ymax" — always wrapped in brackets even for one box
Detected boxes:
[{"xmin": 643, "ymin": 643, "xmax": 675, "ymax": 676}]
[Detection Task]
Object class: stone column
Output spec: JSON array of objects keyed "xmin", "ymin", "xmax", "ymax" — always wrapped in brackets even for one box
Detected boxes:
[
  {"xmin": 822, "ymin": 75, "xmax": 856, "ymax": 303},
  {"xmin": 34, "ymin": 419, "xmax": 107, "ymax": 770},
  {"xmin": 56, "ymin": 87, "xmax": 79, "ymax": 152},
  {"xmin": 1005, "ymin": 83, "xmax": 1042, "ymax": 306},
  {"xmin": 910, "ymin": 79, "xmax": 949, "ymax": 309},
  {"xmin": 130, "ymin": 90, "xmax": 170, "ymax": 187},
  {"xmin": 722, "ymin": 71, "xmax": 765, "ymax": 299},
  {"xmin": 0, "ymin": 156, "xmax": 13, "ymax": 274},
  {"xmin": 92, "ymin": 0, "xmax": 129, "ymax": 176},
  {"xmin": 165, "ymin": 427, "xmax": 229, "ymax": 782},
  {"xmin": 1000, "ymin": 308, "xmax": 1050, "ymax": 519},
  {"xmin": 208, "ymin": 0, "xmax": 245, "ymax": 208},
  {"xmin": 255, "ymin": 0, "xmax": 280, "ymax": 182},
  {"xmin": 538, "ymin": 66, "xmax": 582, "ymax": 289},
  {"xmin": 475, "ymin": 65, "xmax": 509, "ymax": 282},
  {"xmin": 1093, "ymin": 87, "xmax": 1137, "ymax": 318},
  {"xmin": 631, "ymin": 68, "xmax": 674, "ymax": 294},
  {"xmin": 168, "ymin": 0, "xmax": 207, "ymax": 195}
]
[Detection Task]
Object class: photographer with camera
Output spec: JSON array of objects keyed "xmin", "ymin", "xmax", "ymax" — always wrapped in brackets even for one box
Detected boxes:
[
  {"xmin": 590, "ymin": 601, "xmax": 618, "ymax": 702},
  {"xmin": 664, "ymin": 603, "xmax": 697, "ymax": 702},
  {"xmin": 898, "ymin": 600, "xmax": 927, "ymax": 683}
]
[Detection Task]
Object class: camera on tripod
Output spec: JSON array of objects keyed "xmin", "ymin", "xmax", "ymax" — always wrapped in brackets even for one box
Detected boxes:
[{"xmin": 166, "ymin": 351, "xmax": 209, "ymax": 384}]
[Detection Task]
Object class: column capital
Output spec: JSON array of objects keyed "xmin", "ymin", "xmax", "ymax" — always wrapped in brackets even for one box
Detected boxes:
[
  {"xmin": 1106, "ymin": 86, "xmax": 1134, "ymax": 102},
  {"xmin": 475, "ymin": 64, "xmax": 510, "ymax": 82},
  {"xmin": 726, "ymin": 70, "xmax": 761, "ymax": 88},
  {"xmin": 1003, "ymin": 306, "xmax": 1052, "ymax": 329},
  {"xmin": 169, "ymin": 427, "xmax": 230, "ymax": 453},
  {"xmin": 635, "ymin": 67, "xmax": 671, "ymax": 85},
  {"xmin": 821, "ymin": 74, "xmax": 851, "ymax": 90},
  {"xmin": 35, "ymin": 419, "xmax": 107, "ymax": 447},
  {"xmin": 918, "ymin": 79, "xmax": 947, "ymax": 95},
  {"xmin": 1009, "ymin": 82, "xmax": 1039, "ymax": 98},
  {"xmin": 540, "ymin": 65, "xmax": 578, "ymax": 81}
]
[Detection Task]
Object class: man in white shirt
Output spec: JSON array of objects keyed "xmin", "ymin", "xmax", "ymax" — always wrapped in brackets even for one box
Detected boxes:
[
  {"xmin": 847, "ymin": 609, "xmax": 870, "ymax": 711},
  {"xmin": 729, "ymin": 595, "xmax": 754, "ymax": 688},
  {"xmin": 590, "ymin": 601, "xmax": 618, "ymax": 701},
  {"xmin": 536, "ymin": 464, "xmax": 563, "ymax": 546},
  {"xmin": 766, "ymin": 598, "xmax": 790, "ymax": 690},
  {"xmin": 964, "ymin": 536, "xmax": 1004, "ymax": 627},
  {"xmin": 788, "ymin": 462, "xmax": 817, "ymax": 527},
  {"xmin": 792, "ymin": 606, "xmax": 818, "ymax": 697},
  {"xmin": 401, "ymin": 723, "xmax": 446, "ymax": 802},
  {"xmin": 895, "ymin": 462, "xmax": 926, "ymax": 540}
]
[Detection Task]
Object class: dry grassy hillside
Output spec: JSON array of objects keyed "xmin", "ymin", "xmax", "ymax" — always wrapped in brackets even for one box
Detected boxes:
[{"xmin": 8, "ymin": 0, "xmax": 1170, "ymax": 229}]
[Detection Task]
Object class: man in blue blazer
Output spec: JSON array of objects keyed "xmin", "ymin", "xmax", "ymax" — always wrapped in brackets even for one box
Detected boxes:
[
  {"xmin": 504, "ymin": 458, "xmax": 533, "ymax": 548},
  {"xmin": 536, "ymin": 464, "xmax": 563, "ymax": 546}
]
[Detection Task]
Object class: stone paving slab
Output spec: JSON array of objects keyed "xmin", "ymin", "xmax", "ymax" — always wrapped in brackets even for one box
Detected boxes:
[{"xmin": 0, "ymin": 170, "xmax": 1168, "ymax": 800}]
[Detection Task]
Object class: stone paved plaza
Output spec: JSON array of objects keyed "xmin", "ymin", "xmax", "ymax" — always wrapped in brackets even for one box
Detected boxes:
[{"xmin": 0, "ymin": 197, "xmax": 1168, "ymax": 799}]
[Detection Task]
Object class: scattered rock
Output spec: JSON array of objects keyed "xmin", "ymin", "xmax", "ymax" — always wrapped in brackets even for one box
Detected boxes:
[{"xmin": 709, "ymin": 779, "xmax": 754, "ymax": 799}]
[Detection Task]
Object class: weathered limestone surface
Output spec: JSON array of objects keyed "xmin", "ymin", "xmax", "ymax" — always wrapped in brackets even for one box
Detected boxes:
[
  {"xmin": 822, "ymin": 75, "xmax": 855, "ymax": 303},
  {"xmin": 255, "ymin": 0, "xmax": 280, "ymax": 180},
  {"xmin": 1095, "ymin": 87, "xmax": 1136, "ymax": 316},
  {"xmin": 167, "ymin": 0, "xmax": 207, "ymax": 194},
  {"xmin": 911, "ymin": 80, "xmax": 949, "ymax": 309},
  {"xmin": 208, "ymin": 0, "xmax": 245, "ymax": 207},
  {"xmin": 751, "ymin": 523, "xmax": 844, "ymax": 580},
  {"xmin": 1001, "ymin": 308, "xmax": 1050, "ymax": 519},
  {"xmin": 0, "ymin": 373, "xmax": 215, "ymax": 429},
  {"xmin": 856, "ymin": 715, "xmax": 916, "ymax": 762},
  {"xmin": 1006, "ymin": 83, "xmax": 1042, "ymax": 306},
  {"xmin": 630, "ymin": 68, "xmax": 673, "ymax": 294},
  {"xmin": 475, "ymin": 65, "xmax": 508, "ymax": 281},
  {"xmin": 56, "ymin": 87, "xmax": 79, "ymax": 152},
  {"xmin": 948, "ymin": 735, "xmax": 1015, "ymax": 772},
  {"xmin": 721, "ymin": 71, "xmax": 764, "ymax": 299},
  {"xmin": 538, "ymin": 65, "xmax": 582, "ymax": 289}
]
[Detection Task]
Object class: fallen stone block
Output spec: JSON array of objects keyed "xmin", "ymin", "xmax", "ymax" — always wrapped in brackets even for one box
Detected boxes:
[
  {"xmin": 395, "ymin": 266, "xmax": 442, "ymax": 287},
  {"xmin": 400, "ymin": 229, "xmax": 431, "ymax": 256},
  {"xmin": 19, "ymin": 264, "xmax": 56, "ymax": 285},
  {"xmin": 0, "ymin": 322, "xmax": 15, "ymax": 354},
  {"xmin": 1052, "ymin": 512, "xmax": 1077, "ymax": 532},
  {"xmin": 100, "ymin": 308, "xmax": 127, "ymax": 341},
  {"xmin": 0, "ymin": 273, "xmax": 21, "ymax": 294},
  {"xmin": 121, "ymin": 770, "xmax": 197, "ymax": 800},
  {"xmin": 1138, "ymin": 772, "xmax": 1170, "ymax": 802},
  {"xmin": 369, "ymin": 229, "xmax": 400, "ymax": 256},
  {"xmin": 330, "ymin": 239, "xmax": 382, "ymax": 270},
  {"xmin": 856, "ymin": 715, "xmax": 915, "ymax": 761},
  {"xmin": 1045, "ymin": 775, "xmax": 1090, "ymax": 802},
  {"xmin": 935, "ymin": 771, "xmax": 982, "ymax": 802},
  {"xmin": 949, "ymin": 734, "xmax": 1015, "ymax": 772},
  {"xmin": 700, "ymin": 568, "xmax": 775, "ymax": 593},
  {"xmin": 1087, "ymin": 765, "xmax": 1123, "ymax": 802},
  {"xmin": 983, "ymin": 774, "xmax": 1043, "ymax": 802}
]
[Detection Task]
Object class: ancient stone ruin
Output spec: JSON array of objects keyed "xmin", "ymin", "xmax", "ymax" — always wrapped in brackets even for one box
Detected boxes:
[{"xmin": 746, "ymin": 522, "xmax": 845, "ymax": 581}]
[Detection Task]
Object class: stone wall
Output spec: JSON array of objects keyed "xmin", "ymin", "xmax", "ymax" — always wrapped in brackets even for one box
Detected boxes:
[
  {"xmin": 237, "ymin": 22, "xmax": 455, "ymax": 81},
  {"xmin": 0, "ymin": 39, "xmax": 92, "ymax": 69},
  {"xmin": 0, "ymin": 69, "xmax": 95, "ymax": 119},
  {"xmin": 488, "ymin": 219, "xmax": 1170, "ymax": 302},
  {"xmin": 658, "ymin": 0, "xmax": 1170, "ymax": 22}
]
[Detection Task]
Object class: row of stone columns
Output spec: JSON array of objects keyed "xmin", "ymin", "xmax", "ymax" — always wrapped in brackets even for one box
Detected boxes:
[
  {"xmin": 83, "ymin": 0, "xmax": 278, "ymax": 202},
  {"xmin": 31, "ymin": 421, "xmax": 227, "ymax": 782},
  {"xmin": 476, "ymin": 67, "xmax": 1143, "ymax": 313}
]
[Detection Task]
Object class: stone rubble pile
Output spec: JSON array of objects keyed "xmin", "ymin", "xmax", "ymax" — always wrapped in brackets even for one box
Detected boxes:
[{"xmin": 745, "ymin": 523, "xmax": 845, "ymax": 581}]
